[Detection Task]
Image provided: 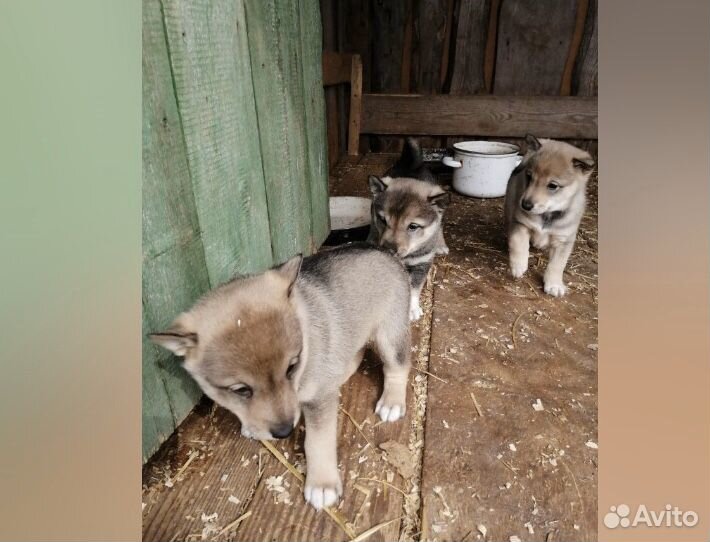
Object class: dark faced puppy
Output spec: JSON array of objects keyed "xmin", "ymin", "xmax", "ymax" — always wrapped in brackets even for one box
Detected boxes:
[{"xmin": 368, "ymin": 175, "xmax": 450, "ymax": 320}]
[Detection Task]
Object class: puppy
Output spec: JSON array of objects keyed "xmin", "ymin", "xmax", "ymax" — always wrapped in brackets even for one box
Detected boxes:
[
  {"xmin": 150, "ymin": 244, "xmax": 411, "ymax": 510},
  {"xmin": 504, "ymin": 134, "xmax": 595, "ymax": 296},
  {"xmin": 368, "ymin": 138, "xmax": 450, "ymax": 320}
]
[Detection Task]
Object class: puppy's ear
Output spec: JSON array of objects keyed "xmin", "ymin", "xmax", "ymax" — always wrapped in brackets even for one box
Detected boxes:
[
  {"xmin": 368, "ymin": 175, "xmax": 388, "ymax": 196},
  {"xmin": 525, "ymin": 134, "xmax": 542, "ymax": 152},
  {"xmin": 429, "ymin": 190, "xmax": 451, "ymax": 210},
  {"xmin": 572, "ymin": 157, "xmax": 595, "ymax": 173},
  {"xmin": 512, "ymin": 156, "xmax": 527, "ymax": 175},
  {"xmin": 274, "ymin": 253, "xmax": 303, "ymax": 296},
  {"xmin": 150, "ymin": 325, "xmax": 198, "ymax": 357}
]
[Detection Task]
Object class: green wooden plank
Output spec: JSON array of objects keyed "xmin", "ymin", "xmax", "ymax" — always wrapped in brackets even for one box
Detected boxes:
[
  {"xmin": 298, "ymin": 0, "xmax": 330, "ymax": 247},
  {"xmin": 142, "ymin": 307, "xmax": 175, "ymax": 461},
  {"xmin": 162, "ymin": 0, "xmax": 274, "ymax": 281},
  {"xmin": 244, "ymin": 0, "xmax": 313, "ymax": 261},
  {"xmin": 142, "ymin": 241, "xmax": 207, "ymax": 423},
  {"xmin": 143, "ymin": 0, "xmax": 209, "ymax": 460}
]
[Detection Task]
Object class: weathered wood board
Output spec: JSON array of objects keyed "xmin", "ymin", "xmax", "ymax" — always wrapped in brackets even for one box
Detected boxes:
[
  {"xmin": 143, "ymin": 0, "xmax": 330, "ymax": 459},
  {"xmin": 449, "ymin": 0, "xmax": 491, "ymax": 95},
  {"xmin": 419, "ymin": 180, "xmax": 598, "ymax": 542},
  {"xmin": 361, "ymin": 94, "xmax": 598, "ymax": 138},
  {"xmin": 494, "ymin": 0, "xmax": 579, "ymax": 95},
  {"xmin": 142, "ymin": 0, "xmax": 211, "ymax": 460},
  {"xmin": 162, "ymin": 0, "xmax": 273, "ymax": 281}
]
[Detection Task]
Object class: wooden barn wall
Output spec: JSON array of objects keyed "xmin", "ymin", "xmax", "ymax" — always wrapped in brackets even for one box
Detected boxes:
[
  {"xmin": 142, "ymin": 0, "xmax": 329, "ymax": 462},
  {"xmin": 321, "ymin": 0, "xmax": 598, "ymax": 155}
]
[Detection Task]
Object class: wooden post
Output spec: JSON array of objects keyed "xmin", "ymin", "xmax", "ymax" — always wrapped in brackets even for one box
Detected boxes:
[{"xmin": 348, "ymin": 55, "xmax": 363, "ymax": 156}]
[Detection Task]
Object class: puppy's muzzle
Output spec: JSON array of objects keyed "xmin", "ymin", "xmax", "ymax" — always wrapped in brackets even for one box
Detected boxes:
[{"xmin": 270, "ymin": 421, "xmax": 295, "ymax": 439}]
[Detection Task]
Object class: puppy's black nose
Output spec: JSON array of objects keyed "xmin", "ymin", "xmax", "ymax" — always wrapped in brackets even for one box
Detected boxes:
[
  {"xmin": 521, "ymin": 199, "xmax": 534, "ymax": 211},
  {"xmin": 270, "ymin": 422, "xmax": 294, "ymax": 439}
]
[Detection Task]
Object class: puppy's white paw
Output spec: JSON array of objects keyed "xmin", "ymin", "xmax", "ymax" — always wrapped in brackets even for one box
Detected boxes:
[
  {"xmin": 510, "ymin": 260, "xmax": 527, "ymax": 279},
  {"xmin": 304, "ymin": 475, "xmax": 342, "ymax": 510},
  {"xmin": 376, "ymin": 398, "xmax": 406, "ymax": 422},
  {"xmin": 409, "ymin": 302, "xmax": 424, "ymax": 321},
  {"xmin": 544, "ymin": 281, "xmax": 567, "ymax": 297}
]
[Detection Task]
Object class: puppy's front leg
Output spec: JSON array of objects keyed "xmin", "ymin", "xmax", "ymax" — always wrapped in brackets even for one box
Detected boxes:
[
  {"xmin": 508, "ymin": 223, "xmax": 531, "ymax": 278},
  {"xmin": 544, "ymin": 238, "xmax": 575, "ymax": 297},
  {"xmin": 303, "ymin": 396, "xmax": 342, "ymax": 510}
]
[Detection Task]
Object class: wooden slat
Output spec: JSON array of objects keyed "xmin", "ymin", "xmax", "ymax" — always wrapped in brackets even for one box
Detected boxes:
[
  {"xmin": 244, "ymin": 0, "xmax": 312, "ymax": 262},
  {"xmin": 142, "ymin": 308, "xmax": 175, "ymax": 462},
  {"xmin": 412, "ymin": 0, "xmax": 448, "ymax": 94},
  {"xmin": 162, "ymin": 0, "xmax": 273, "ymax": 282},
  {"xmin": 347, "ymin": 55, "xmax": 363, "ymax": 156},
  {"xmin": 322, "ymin": 51, "xmax": 354, "ymax": 86},
  {"xmin": 573, "ymin": 0, "xmax": 598, "ymax": 97},
  {"xmin": 370, "ymin": 0, "xmax": 407, "ymax": 152},
  {"xmin": 483, "ymin": 0, "xmax": 501, "ymax": 93},
  {"xmin": 339, "ymin": 0, "xmax": 370, "ymax": 153},
  {"xmin": 494, "ymin": 0, "xmax": 578, "ymax": 95},
  {"xmin": 560, "ymin": 0, "xmax": 590, "ymax": 96},
  {"xmin": 450, "ymin": 0, "xmax": 491, "ymax": 95},
  {"xmin": 299, "ymin": 0, "xmax": 331, "ymax": 248},
  {"xmin": 142, "ymin": 0, "xmax": 211, "ymax": 459},
  {"xmin": 361, "ymin": 94, "xmax": 598, "ymax": 138}
]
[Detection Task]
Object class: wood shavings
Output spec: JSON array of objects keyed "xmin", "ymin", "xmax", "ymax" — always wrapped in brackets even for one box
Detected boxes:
[
  {"xmin": 532, "ymin": 398, "xmax": 545, "ymax": 411},
  {"xmin": 470, "ymin": 392, "xmax": 484, "ymax": 417},
  {"xmin": 587, "ymin": 343, "xmax": 598, "ymax": 351},
  {"xmin": 477, "ymin": 524, "xmax": 487, "ymax": 537},
  {"xmin": 585, "ymin": 440, "xmax": 598, "ymax": 449},
  {"xmin": 227, "ymin": 495, "xmax": 240, "ymax": 505},
  {"xmin": 200, "ymin": 512, "xmax": 219, "ymax": 540},
  {"xmin": 350, "ymin": 516, "xmax": 403, "ymax": 542},
  {"xmin": 215, "ymin": 510, "xmax": 252, "ymax": 539},
  {"xmin": 509, "ymin": 535, "xmax": 521, "ymax": 542},
  {"xmin": 509, "ymin": 443, "xmax": 517, "ymax": 452},
  {"xmin": 379, "ymin": 440, "xmax": 415, "ymax": 478},
  {"xmin": 259, "ymin": 440, "xmax": 356, "ymax": 539},
  {"xmin": 525, "ymin": 521, "xmax": 535, "ymax": 534}
]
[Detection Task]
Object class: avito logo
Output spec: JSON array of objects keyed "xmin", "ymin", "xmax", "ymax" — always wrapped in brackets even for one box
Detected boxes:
[{"xmin": 604, "ymin": 504, "xmax": 698, "ymax": 529}]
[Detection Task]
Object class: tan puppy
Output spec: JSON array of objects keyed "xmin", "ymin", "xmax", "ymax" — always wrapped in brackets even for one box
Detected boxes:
[
  {"xmin": 504, "ymin": 135, "xmax": 595, "ymax": 296},
  {"xmin": 150, "ymin": 244, "xmax": 411, "ymax": 510}
]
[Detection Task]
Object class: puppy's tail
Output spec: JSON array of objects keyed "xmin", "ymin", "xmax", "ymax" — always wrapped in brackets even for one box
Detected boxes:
[{"xmin": 392, "ymin": 137, "xmax": 424, "ymax": 176}]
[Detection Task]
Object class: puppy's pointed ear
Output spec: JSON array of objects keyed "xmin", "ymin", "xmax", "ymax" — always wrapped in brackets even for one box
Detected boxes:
[
  {"xmin": 149, "ymin": 325, "xmax": 198, "ymax": 357},
  {"xmin": 429, "ymin": 190, "xmax": 451, "ymax": 210},
  {"xmin": 525, "ymin": 134, "xmax": 542, "ymax": 152},
  {"xmin": 368, "ymin": 175, "xmax": 388, "ymax": 196},
  {"xmin": 512, "ymin": 156, "xmax": 527, "ymax": 175},
  {"xmin": 274, "ymin": 253, "xmax": 303, "ymax": 296},
  {"xmin": 572, "ymin": 157, "xmax": 595, "ymax": 173}
]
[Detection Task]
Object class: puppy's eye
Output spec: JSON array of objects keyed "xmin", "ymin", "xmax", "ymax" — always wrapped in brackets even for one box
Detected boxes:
[
  {"xmin": 525, "ymin": 171, "xmax": 533, "ymax": 184},
  {"xmin": 547, "ymin": 182, "xmax": 560, "ymax": 192},
  {"xmin": 407, "ymin": 223, "xmax": 421, "ymax": 232},
  {"xmin": 286, "ymin": 357, "xmax": 299, "ymax": 379},
  {"xmin": 229, "ymin": 384, "xmax": 253, "ymax": 398}
]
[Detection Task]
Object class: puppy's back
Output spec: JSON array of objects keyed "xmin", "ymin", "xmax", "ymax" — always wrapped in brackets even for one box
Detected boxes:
[{"xmin": 297, "ymin": 244, "xmax": 410, "ymax": 341}]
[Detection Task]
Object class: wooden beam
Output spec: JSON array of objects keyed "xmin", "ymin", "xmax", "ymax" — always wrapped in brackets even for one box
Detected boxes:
[
  {"xmin": 360, "ymin": 94, "xmax": 597, "ymax": 139},
  {"xmin": 348, "ymin": 55, "xmax": 363, "ymax": 155},
  {"xmin": 322, "ymin": 51, "xmax": 354, "ymax": 86},
  {"xmin": 560, "ymin": 0, "xmax": 590, "ymax": 96}
]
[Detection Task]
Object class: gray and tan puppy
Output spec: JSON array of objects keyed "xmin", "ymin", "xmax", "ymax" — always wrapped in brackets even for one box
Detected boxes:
[
  {"xmin": 504, "ymin": 135, "xmax": 595, "ymax": 296},
  {"xmin": 150, "ymin": 244, "xmax": 411, "ymax": 510},
  {"xmin": 368, "ymin": 138, "xmax": 450, "ymax": 320}
]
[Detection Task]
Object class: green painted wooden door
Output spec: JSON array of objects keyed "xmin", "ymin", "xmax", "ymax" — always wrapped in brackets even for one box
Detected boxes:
[{"xmin": 142, "ymin": 0, "xmax": 329, "ymax": 461}]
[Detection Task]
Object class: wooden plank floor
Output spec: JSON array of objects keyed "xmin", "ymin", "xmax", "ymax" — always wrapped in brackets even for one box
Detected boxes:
[{"xmin": 143, "ymin": 153, "xmax": 598, "ymax": 542}]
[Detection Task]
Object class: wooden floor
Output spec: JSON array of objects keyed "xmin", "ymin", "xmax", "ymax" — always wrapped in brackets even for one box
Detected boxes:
[{"xmin": 143, "ymin": 153, "xmax": 598, "ymax": 542}]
